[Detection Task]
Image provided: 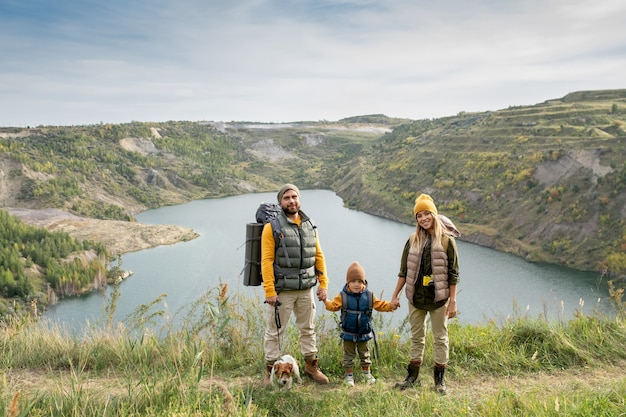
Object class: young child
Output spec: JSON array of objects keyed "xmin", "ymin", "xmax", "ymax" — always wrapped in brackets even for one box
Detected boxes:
[{"xmin": 324, "ymin": 261, "xmax": 397, "ymax": 386}]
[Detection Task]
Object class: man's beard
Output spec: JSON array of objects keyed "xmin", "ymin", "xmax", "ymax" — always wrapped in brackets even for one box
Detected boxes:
[{"xmin": 283, "ymin": 205, "xmax": 299, "ymax": 215}]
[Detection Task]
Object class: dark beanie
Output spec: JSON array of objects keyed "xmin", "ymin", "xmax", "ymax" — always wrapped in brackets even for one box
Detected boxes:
[
  {"xmin": 346, "ymin": 261, "xmax": 366, "ymax": 283},
  {"xmin": 277, "ymin": 183, "xmax": 300, "ymax": 202}
]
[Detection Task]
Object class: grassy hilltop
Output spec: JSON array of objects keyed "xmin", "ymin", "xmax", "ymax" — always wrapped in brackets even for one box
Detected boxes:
[{"xmin": 1, "ymin": 285, "xmax": 625, "ymax": 416}]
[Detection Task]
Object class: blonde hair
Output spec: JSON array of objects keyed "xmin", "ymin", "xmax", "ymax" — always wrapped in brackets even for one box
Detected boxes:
[{"xmin": 409, "ymin": 214, "xmax": 446, "ymax": 251}]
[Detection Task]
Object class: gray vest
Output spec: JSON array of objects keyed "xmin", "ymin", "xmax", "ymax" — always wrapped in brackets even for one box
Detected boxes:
[{"xmin": 273, "ymin": 211, "xmax": 318, "ymax": 291}]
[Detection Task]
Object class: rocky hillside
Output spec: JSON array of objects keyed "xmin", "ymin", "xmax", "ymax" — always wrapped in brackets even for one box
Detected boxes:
[
  {"xmin": 332, "ymin": 90, "xmax": 626, "ymax": 273},
  {"xmin": 1, "ymin": 93, "xmax": 625, "ymax": 277}
]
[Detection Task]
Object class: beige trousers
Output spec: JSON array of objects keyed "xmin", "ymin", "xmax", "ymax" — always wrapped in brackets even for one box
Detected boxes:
[
  {"xmin": 264, "ymin": 288, "xmax": 318, "ymax": 362},
  {"xmin": 408, "ymin": 301, "xmax": 449, "ymax": 365}
]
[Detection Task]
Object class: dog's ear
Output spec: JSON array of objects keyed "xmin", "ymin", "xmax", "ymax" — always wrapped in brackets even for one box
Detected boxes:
[{"xmin": 286, "ymin": 363, "xmax": 293, "ymax": 372}]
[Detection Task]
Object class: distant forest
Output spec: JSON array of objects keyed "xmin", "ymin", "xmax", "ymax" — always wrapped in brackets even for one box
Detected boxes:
[{"xmin": 0, "ymin": 210, "xmax": 108, "ymax": 317}]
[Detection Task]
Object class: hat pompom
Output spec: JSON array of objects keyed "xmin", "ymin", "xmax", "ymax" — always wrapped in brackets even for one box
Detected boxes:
[{"xmin": 413, "ymin": 194, "xmax": 438, "ymax": 216}]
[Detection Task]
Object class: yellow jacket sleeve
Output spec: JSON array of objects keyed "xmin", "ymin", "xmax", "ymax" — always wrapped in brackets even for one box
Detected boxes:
[
  {"xmin": 325, "ymin": 293, "xmax": 394, "ymax": 312},
  {"xmin": 315, "ymin": 234, "xmax": 328, "ymax": 290},
  {"xmin": 324, "ymin": 293, "xmax": 343, "ymax": 311},
  {"xmin": 261, "ymin": 222, "xmax": 277, "ymax": 298},
  {"xmin": 373, "ymin": 295, "xmax": 395, "ymax": 312}
]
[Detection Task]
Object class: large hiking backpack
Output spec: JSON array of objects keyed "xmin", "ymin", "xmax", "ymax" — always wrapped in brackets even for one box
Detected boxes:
[
  {"xmin": 242, "ymin": 203, "xmax": 285, "ymax": 286},
  {"xmin": 255, "ymin": 202, "xmax": 282, "ymax": 224}
]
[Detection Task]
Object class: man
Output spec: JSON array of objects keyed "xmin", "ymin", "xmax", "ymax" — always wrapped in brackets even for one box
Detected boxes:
[{"xmin": 261, "ymin": 183, "xmax": 329, "ymax": 384}]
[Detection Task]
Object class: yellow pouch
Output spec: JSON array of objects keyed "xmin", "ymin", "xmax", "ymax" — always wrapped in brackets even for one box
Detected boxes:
[{"xmin": 422, "ymin": 275, "xmax": 432, "ymax": 286}]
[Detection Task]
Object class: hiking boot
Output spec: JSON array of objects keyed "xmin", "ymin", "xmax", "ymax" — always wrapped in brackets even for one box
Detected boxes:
[
  {"xmin": 264, "ymin": 362, "xmax": 274, "ymax": 386},
  {"xmin": 434, "ymin": 365, "xmax": 447, "ymax": 395},
  {"xmin": 364, "ymin": 372, "xmax": 377, "ymax": 385},
  {"xmin": 344, "ymin": 373, "xmax": 355, "ymax": 387},
  {"xmin": 395, "ymin": 361, "xmax": 421, "ymax": 390},
  {"xmin": 304, "ymin": 357, "xmax": 329, "ymax": 384}
]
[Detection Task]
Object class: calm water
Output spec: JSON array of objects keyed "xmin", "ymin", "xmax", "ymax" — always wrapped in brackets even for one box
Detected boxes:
[{"xmin": 43, "ymin": 190, "xmax": 613, "ymax": 330}]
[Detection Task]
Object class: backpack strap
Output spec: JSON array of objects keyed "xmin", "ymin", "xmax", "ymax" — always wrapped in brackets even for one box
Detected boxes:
[
  {"xmin": 340, "ymin": 290, "xmax": 355, "ymax": 341},
  {"xmin": 366, "ymin": 289, "xmax": 373, "ymax": 314},
  {"xmin": 341, "ymin": 289, "xmax": 373, "ymax": 315},
  {"xmin": 365, "ymin": 289, "xmax": 379, "ymax": 360},
  {"xmin": 340, "ymin": 289, "xmax": 375, "ymax": 342},
  {"xmin": 271, "ymin": 216, "xmax": 316, "ymax": 269},
  {"xmin": 268, "ymin": 216, "xmax": 291, "ymax": 268},
  {"xmin": 338, "ymin": 288, "xmax": 378, "ymax": 357},
  {"xmin": 340, "ymin": 289, "xmax": 347, "ymax": 323}
]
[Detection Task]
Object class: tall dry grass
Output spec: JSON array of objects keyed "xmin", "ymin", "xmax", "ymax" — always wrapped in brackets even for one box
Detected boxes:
[{"xmin": 1, "ymin": 281, "xmax": 625, "ymax": 416}]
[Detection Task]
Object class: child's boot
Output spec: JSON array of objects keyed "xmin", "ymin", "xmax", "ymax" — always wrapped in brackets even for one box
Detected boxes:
[
  {"xmin": 344, "ymin": 369, "xmax": 355, "ymax": 387},
  {"xmin": 362, "ymin": 366, "xmax": 376, "ymax": 384}
]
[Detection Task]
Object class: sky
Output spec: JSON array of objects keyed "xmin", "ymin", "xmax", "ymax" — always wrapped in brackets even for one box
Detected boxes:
[{"xmin": 1, "ymin": 0, "xmax": 625, "ymax": 127}]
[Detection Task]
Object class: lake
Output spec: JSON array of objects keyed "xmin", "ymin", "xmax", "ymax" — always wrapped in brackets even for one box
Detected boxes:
[{"xmin": 43, "ymin": 190, "xmax": 614, "ymax": 331}]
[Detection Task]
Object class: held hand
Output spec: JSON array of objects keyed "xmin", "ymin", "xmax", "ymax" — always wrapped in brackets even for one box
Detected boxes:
[
  {"xmin": 316, "ymin": 287, "xmax": 327, "ymax": 302},
  {"xmin": 390, "ymin": 297, "xmax": 401, "ymax": 309},
  {"xmin": 447, "ymin": 300, "xmax": 458, "ymax": 319}
]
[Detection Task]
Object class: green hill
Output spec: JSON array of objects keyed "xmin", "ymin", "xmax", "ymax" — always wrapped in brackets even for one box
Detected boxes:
[
  {"xmin": 333, "ymin": 91, "xmax": 626, "ymax": 272},
  {"xmin": 1, "ymin": 89, "xmax": 625, "ymax": 313}
]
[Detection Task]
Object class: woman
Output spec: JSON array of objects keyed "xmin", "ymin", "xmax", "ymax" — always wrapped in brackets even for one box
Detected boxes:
[{"xmin": 390, "ymin": 194, "xmax": 460, "ymax": 394}]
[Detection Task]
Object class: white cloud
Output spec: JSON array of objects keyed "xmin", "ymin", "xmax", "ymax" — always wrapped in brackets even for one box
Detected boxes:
[{"xmin": 1, "ymin": 0, "xmax": 625, "ymax": 126}]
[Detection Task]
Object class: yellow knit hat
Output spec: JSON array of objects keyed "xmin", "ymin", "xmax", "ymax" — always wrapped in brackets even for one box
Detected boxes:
[
  {"xmin": 346, "ymin": 261, "xmax": 366, "ymax": 284},
  {"xmin": 413, "ymin": 194, "xmax": 438, "ymax": 217}
]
